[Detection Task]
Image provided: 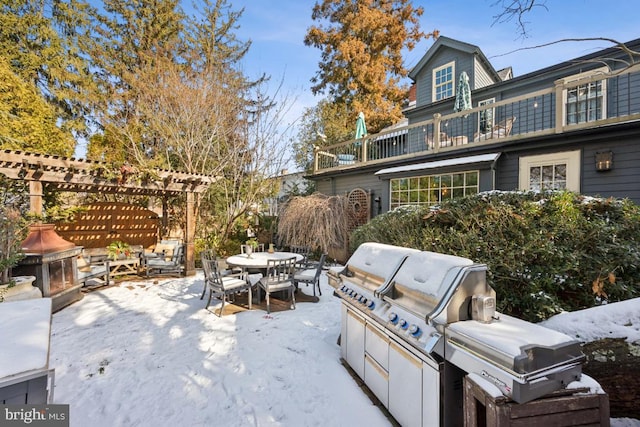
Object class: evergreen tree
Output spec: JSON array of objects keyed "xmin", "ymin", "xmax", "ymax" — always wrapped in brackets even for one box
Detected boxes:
[
  {"xmin": 85, "ymin": 0, "xmax": 186, "ymax": 164},
  {"xmin": 0, "ymin": 57, "xmax": 74, "ymax": 155},
  {"xmin": 0, "ymin": 0, "xmax": 94, "ymax": 147}
]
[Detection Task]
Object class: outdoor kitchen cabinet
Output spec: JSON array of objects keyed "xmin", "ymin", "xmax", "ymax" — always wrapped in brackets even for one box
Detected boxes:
[
  {"xmin": 343, "ymin": 304, "xmax": 444, "ymax": 427},
  {"xmin": 388, "ymin": 341, "xmax": 424, "ymax": 427},
  {"xmin": 342, "ymin": 305, "xmax": 366, "ymax": 379}
]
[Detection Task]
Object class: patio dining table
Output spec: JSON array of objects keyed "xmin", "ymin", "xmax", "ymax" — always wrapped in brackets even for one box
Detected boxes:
[
  {"xmin": 226, "ymin": 251, "xmax": 304, "ymax": 271},
  {"xmin": 226, "ymin": 252, "xmax": 319, "ymax": 306}
]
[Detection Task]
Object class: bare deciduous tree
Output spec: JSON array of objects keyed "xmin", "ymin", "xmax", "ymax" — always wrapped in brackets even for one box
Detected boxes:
[
  {"xmin": 490, "ymin": 0, "xmax": 548, "ymax": 38},
  {"xmin": 197, "ymin": 78, "xmax": 300, "ymax": 247}
]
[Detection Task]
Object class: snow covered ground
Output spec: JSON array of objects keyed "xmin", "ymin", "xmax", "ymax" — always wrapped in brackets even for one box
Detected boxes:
[{"xmin": 48, "ymin": 272, "xmax": 640, "ymax": 426}]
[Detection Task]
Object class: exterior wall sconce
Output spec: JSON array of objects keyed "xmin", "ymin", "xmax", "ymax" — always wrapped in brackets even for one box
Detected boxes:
[
  {"xmin": 374, "ymin": 196, "xmax": 382, "ymax": 214},
  {"xmin": 595, "ymin": 151, "xmax": 613, "ymax": 172}
]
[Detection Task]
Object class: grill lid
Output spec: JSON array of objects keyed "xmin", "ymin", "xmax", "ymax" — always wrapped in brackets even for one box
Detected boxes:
[
  {"xmin": 340, "ymin": 242, "xmax": 419, "ymax": 293},
  {"xmin": 379, "ymin": 251, "xmax": 475, "ymax": 317}
]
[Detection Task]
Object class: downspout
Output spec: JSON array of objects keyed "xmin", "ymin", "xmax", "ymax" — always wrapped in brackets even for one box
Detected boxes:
[{"xmin": 490, "ymin": 153, "xmax": 502, "ymax": 190}]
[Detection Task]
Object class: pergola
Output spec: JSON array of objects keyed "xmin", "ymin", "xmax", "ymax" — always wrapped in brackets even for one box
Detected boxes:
[{"xmin": 0, "ymin": 149, "xmax": 217, "ymax": 275}]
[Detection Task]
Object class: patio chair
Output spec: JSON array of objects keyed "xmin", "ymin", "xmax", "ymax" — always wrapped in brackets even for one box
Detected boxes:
[
  {"xmin": 200, "ymin": 248, "xmax": 217, "ymax": 300},
  {"xmin": 289, "ymin": 245, "xmax": 312, "ymax": 269},
  {"xmin": 257, "ymin": 257, "xmax": 297, "ymax": 314},
  {"xmin": 141, "ymin": 240, "xmax": 184, "ymax": 277},
  {"xmin": 202, "ymin": 257, "xmax": 254, "ymax": 316},
  {"xmin": 293, "ymin": 253, "xmax": 326, "ymax": 297},
  {"xmin": 426, "ymin": 132, "xmax": 469, "ymax": 149},
  {"xmin": 474, "ymin": 116, "xmax": 516, "ymax": 142}
]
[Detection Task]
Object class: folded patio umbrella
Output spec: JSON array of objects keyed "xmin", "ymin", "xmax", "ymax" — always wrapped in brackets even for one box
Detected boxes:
[
  {"xmin": 453, "ymin": 71, "xmax": 472, "ymax": 113},
  {"xmin": 355, "ymin": 112, "xmax": 367, "ymax": 138}
]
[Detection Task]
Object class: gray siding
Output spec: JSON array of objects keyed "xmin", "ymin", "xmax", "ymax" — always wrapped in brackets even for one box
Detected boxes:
[
  {"xmin": 473, "ymin": 57, "xmax": 494, "ymax": 89},
  {"xmin": 478, "ymin": 169, "xmax": 495, "ymax": 192},
  {"xmin": 315, "ymin": 171, "xmax": 386, "ymax": 217},
  {"xmin": 495, "ymin": 153, "xmax": 520, "ymax": 191},
  {"xmin": 581, "ymin": 139, "xmax": 640, "ymax": 201},
  {"xmin": 415, "ymin": 47, "xmax": 474, "ymax": 106}
]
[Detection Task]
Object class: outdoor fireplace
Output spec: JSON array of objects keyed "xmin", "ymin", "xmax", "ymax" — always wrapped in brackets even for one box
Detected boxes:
[{"xmin": 14, "ymin": 224, "xmax": 83, "ymax": 312}]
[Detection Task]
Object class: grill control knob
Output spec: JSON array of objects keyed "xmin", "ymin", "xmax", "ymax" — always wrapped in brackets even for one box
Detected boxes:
[
  {"xmin": 409, "ymin": 325, "xmax": 422, "ymax": 337},
  {"xmin": 367, "ymin": 300, "xmax": 375, "ymax": 310},
  {"xmin": 399, "ymin": 319, "xmax": 409, "ymax": 329},
  {"xmin": 388, "ymin": 312, "xmax": 398, "ymax": 324}
]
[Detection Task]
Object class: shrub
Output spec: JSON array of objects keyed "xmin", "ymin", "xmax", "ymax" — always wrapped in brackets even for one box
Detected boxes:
[{"xmin": 350, "ymin": 191, "xmax": 640, "ymax": 322}]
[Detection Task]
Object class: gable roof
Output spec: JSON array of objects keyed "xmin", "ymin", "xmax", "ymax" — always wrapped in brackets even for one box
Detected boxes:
[
  {"xmin": 408, "ymin": 36, "xmax": 502, "ymax": 81},
  {"xmin": 497, "ymin": 66, "xmax": 513, "ymax": 81}
]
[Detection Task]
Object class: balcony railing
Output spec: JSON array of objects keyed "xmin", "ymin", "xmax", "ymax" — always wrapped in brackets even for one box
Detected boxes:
[{"xmin": 313, "ymin": 65, "xmax": 640, "ymax": 174}]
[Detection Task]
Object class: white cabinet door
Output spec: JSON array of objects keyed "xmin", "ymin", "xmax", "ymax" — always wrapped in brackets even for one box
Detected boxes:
[
  {"xmin": 345, "ymin": 307, "xmax": 365, "ymax": 379},
  {"xmin": 364, "ymin": 323, "xmax": 390, "ymax": 406},
  {"xmin": 365, "ymin": 323, "xmax": 389, "ymax": 370},
  {"xmin": 389, "ymin": 341, "xmax": 423, "ymax": 427},
  {"xmin": 364, "ymin": 354, "xmax": 389, "ymax": 407}
]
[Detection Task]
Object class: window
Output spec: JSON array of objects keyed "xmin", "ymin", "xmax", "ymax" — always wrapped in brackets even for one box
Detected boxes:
[
  {"xmin": 519, "ymin": 151, "xmax": 581, "ymax": 192},
  {"xmin": 566, "ymin": 81, "xmax": 605, "ymax": 124},
  {"xmin": 478, "ymin": 98, "xmax": 495, "ymax": 133},
  {"xmin": 390, "ymin": 171, "xmax": 478, "ymax": 209},
  {"xmin": 433, "ymin": 62, "xmax": 455, "ymax": 102},
  {"xmin": 562, "ymin": 67, "xmax": 607, "ymax": 125}
]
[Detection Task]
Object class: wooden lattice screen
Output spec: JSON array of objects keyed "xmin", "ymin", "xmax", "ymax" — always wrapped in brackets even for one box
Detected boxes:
[
  {"xmin": 347, "ymin": 188, "xmax": 370, "ymax": 230},
  {"xmin": 55, "ymin": 202, "xmax": 160, "ymax": 249}
]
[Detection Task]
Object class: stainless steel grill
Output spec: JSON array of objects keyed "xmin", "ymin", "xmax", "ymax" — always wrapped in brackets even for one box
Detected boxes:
[{"xmin": 331, "ymin": 242, "xmax": 584, "ymax": 427}]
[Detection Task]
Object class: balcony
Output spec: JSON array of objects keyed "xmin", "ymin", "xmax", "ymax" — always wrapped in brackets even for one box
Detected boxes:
[{"xmin": 313, "ymin": 66, "xmax": 640, "ymax": 174}]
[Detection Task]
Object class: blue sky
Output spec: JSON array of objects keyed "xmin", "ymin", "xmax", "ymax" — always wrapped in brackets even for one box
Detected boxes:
[{"xmin": 227, "ymin": 0, "xmax": 639, "ymax": 125}]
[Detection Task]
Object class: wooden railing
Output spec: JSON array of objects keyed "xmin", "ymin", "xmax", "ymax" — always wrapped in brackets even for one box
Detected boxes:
[{"xmin": 313, "ymin": 65, "xmax": 640, "ymax": 173}]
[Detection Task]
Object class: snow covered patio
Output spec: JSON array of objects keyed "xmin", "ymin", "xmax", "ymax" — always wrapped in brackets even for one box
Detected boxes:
[
  {"xmin": 50, "ymin": 272, "xmax": 392, "ymax": 426},
  {"xmin": 48, "ymin": 271, "xmax": 639, "ymax": 426}
]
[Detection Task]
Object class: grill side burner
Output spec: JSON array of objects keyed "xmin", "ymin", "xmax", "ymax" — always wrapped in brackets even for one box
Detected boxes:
[{"xmin": 335, "ymin": 243, "xmax": 587, "ymax": 426}]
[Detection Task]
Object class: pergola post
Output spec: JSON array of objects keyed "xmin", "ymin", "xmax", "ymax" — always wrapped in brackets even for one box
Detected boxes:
[
  {"xmin": 28, "ymin": 180, "xmax": 43, "ymax": 216},
  {"xmin": 161, "ymin": 197, "xmax": 169, "ymax": 237},
  {"xmin": 184, "ymin": 191, "xmax": 196, "ymax": 276}
]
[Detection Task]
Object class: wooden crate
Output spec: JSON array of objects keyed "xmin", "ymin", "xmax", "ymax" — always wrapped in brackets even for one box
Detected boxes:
[{"xmin": 464, "ymin": 375, "xmax": 610, "ymax": 427}]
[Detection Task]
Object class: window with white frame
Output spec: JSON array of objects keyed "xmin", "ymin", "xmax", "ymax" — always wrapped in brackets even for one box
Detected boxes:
[
  {"xmin": 390, "ymin": 170, "xmax": 478, "ymax": 209},
  {"xmin": 519, "ymin": 151, "xmax": 581, "ymax": 192},
  {"xmin": 432, "ymin": 61, "xmax": 455, "ymax": 102},
  {"xmin": 562, "ymin": 67, "xmax": 608, "ymax": 125}
]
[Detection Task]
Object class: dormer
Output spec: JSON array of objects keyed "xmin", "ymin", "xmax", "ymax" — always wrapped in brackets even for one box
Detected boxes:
[{"xmin": 408, "ymin": 36, "xmax": 503, "ymax": 109}]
